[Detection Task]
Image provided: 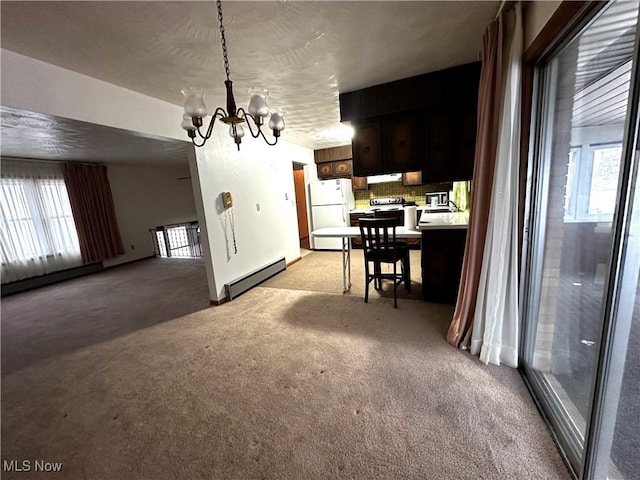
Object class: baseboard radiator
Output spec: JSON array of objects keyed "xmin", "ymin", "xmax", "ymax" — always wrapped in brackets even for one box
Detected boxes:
[
  {"xmin": 224, "ymin": 257, "xmax": 286, "ymax": 301},
  {"xmin": 1, "ymin": 262, "xmax": 104, "ymax": 297}
]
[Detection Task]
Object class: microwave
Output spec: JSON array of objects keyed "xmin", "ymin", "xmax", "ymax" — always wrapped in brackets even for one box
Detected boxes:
[{"xmin": 425, "ymin": 191, "xmax": 449, "ymax": 208}]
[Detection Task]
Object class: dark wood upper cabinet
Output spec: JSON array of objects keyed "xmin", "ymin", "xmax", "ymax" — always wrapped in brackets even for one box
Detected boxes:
[
  {"xmin": 423, "ymin": 109, "xmax": 454, "ymax": 183},
  {"xmin": 341, "ymin": 62, "xmax": 480, "ymax": 182},
  {"xmin": 454, "ymin": 108, "xmax": 477, "ymax": 180},
  {"xmin": 317, "ymin": 162, "xmax": 333, "ymax": 179},
  {"xmin": 339, "ymin": 62, "xmax": 480, "ymax": 121},
  {"xmin": 387, "ymin": 113, "xmax": 420, "ymax": 172},
  {"xmin": 314, "ymin": 145, "xmax": 352, "ymax": 163},
  {"xmin": 402, "ymin": 171, "xmax": 423, "ymax": 186},
  {"xmin": 352, "ymin": 115, "xmax": 421, "ymax": 177},
  {"xmin": 352, "ymin": 120, "xmax": 383, "ymax": 176},
  {"xmin": 314, "ymin": 145, "xmax": 354, "ymax": 180},
  {"xmin": 352, "ymin": 176, "xmax": 368, "ymax": 190},
  {"xmin": 332, "ymin": 159, "xmax": 352, "ymax": 177}
]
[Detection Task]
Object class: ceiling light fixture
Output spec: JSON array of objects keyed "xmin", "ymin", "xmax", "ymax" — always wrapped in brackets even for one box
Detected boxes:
[{"xmin": 180, "ymin": 0, "xmax": 285, "ymax": 150}]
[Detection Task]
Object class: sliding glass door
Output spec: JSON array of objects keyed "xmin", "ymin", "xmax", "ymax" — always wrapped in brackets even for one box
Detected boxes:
[{"xmin": 521, "ymin": 1, "xmax": 640, "ymax": 478}]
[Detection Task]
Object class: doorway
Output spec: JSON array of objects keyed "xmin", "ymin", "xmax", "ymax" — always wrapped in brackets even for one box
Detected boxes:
[
  {"xmin": 292, "ymin": 163, "xmax": 311, "ymax": 250},
  {"xmin": 521, "ymin": 1, "xmax": 640, "ymax": 478}
]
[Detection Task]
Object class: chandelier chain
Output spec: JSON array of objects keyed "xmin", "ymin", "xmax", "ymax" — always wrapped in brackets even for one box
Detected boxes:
[{"xmin": 217, "ymin": 0, "xmax": 231, "ymax": 82}]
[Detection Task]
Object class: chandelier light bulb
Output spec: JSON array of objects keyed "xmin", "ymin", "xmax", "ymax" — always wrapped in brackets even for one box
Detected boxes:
[
  {"xmin": 181, "ymin": 88, "xmax": 208, "ymax": 118},
  {"xmin": 248, "ymin": 89, "xmax": 270, "ymax": 118},
  {"xmin": 181, "ymin": 114, "xmax": 196, "ymax": 131},
  {"xmin": 269, "ymin": 110, "xmax": 286, "ymax": 134},
  {"xmin": 229, "ymin": 124, "xmax": 245, "ymax": 139}
]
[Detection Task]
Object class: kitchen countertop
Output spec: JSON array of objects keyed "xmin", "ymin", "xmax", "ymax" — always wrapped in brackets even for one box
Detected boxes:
[
  {"xmin": 349, "ymin": 208, "xmax": 469, "ymax": 230},
  {"xmin": 418, "ymin": 212, "xmax": 469, "ymax": 230},
  {"xmin": 350, "ymin": 206, "xmax": 457, "ymax": 214}
]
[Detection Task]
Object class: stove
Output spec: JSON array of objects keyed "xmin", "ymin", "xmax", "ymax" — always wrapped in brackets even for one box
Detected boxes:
[{"xmin": 370, "ymin": 197, "xmax": 405, "ymax": 210}]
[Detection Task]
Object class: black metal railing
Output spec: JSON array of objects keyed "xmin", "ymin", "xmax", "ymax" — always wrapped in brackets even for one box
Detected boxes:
[{"xmin": 150, "ymin": 223, "xmax": 202, "ymax": 258}]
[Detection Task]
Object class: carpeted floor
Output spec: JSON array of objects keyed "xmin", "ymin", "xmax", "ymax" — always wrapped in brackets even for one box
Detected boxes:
[
  {"xmin": 264, "ymin": 249, "xmax": 423, "ymax": 301},
  {"xmin": 1, "ymin": 254, "xmax": 570, "ymax": 479}
]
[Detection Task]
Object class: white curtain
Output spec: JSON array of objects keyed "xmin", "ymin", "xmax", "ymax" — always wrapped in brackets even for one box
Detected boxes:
[
  {"xmin": 1, "ymin": 159, "xmax": 82, "ymax": 283},
  {"xmin": 470, "ymin": 4, "xmax": 522, "ymax": 367}
]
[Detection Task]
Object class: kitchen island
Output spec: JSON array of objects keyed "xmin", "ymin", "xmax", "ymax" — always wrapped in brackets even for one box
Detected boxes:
[
  {"xmin": 417, "ymin": 211, "xmax": 469, "ymax": 230},
  {"xmin": 418, "ymin": 212, "xmax": 469, "ymax": 303},
  {"xmin": 312, "ymin": 211, "xmax": 469, "ymax": 302}
]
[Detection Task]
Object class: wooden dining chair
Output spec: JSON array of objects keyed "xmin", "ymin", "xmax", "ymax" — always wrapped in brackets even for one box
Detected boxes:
[{"xmin": 358, "ymin": 218, "xmax": 410, "ymax": 308}]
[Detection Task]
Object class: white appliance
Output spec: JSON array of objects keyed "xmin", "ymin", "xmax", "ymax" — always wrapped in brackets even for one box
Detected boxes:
[{"xmin": 310, "ymin": 179, "xmax": 355, "ymax": 250}]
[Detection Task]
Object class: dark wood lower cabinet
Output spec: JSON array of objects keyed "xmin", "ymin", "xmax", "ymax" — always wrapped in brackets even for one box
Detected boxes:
[{"xmin": 421, "ymin": 229, "xmax": 467, "ymax": 304}]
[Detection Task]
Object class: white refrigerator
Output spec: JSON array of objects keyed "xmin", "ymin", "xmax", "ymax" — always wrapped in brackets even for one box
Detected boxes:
[{"xmin": 310, "ymin": 179, "xmax": 355, "ymax": 250}]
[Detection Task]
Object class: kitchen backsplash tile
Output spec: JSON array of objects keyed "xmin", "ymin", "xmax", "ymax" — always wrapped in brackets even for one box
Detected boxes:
[{"xmin": 354, "ymin": 181, "xmax": 459, "ymax": 210}]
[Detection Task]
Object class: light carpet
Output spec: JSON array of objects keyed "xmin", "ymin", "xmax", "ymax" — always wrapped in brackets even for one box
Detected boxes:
[
  {"xmin": 1, "ymin": 256, "xmax": 569, "ymax": 479},
  {"xmin": 265, "ymin": 249, "xmax": 424, "ymax": 301}
]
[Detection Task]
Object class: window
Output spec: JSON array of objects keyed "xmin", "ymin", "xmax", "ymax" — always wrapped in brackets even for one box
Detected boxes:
[
  {"xmin": 564, "ymin": 143, "xmax": 623, "ymax": 222},
  {"xmin": 587, "ymin": 145, "xmax": 622, "ymax": 216},
  {"xmin": 1, "ymin": 162, "xmax": 81, "ymax": 283}
]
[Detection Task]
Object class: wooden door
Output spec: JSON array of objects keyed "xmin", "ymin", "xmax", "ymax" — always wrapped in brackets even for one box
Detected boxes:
[{"xmin": 293, "ymin": 169, "xmax": 310, "ymax": 249}]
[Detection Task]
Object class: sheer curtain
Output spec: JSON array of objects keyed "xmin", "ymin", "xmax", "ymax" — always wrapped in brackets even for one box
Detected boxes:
[
  {"xmin": 447, "ymin": 3, "xmax": 522, "ymax": 367},
  {"xmin": 1, "ymin": 159, "xmax": 82, "ymax": 283},
  {"xmin": 470, "ymin": 3, "xmax": 522, "ymax": 367}
]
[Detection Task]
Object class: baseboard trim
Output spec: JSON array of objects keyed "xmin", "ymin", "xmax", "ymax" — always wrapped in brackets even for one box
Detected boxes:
[
  {"xmin": 1, "ymin": 255, "xmax": 159, "ymax": 297},
  {"xmin": 224, "ymin": 257, "xmax": 286, "ymax": 301},
  {"xmin": 1, "ymin": 262, "xmax": 103, "ymax": 297},
  {"xmin": 210, "ymin": 298, "xmax": 228, "ymax": 306},
  {"xmin": 104, "ymin": 254, "xmax": 156, "ymax": 270},
  {"xmin": 286, "ymin": 256, "xmax": 302, "ymax": 267}
]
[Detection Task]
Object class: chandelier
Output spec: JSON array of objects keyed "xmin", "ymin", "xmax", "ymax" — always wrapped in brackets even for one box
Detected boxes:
[{"xmin": 180, "ymin": 0, "xmax": 285, "ymax": 150}]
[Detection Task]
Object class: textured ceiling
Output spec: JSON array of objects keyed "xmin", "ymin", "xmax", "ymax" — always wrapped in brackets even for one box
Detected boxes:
[
  {"xmin": 0, "ymin": 106, "xmax": 192, "ymax": 166},
  {"xmin": 0, "ymin": 0, "xmax": 499, "ymax": 161}
]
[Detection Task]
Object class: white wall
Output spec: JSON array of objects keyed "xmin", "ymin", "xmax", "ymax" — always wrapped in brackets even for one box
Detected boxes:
[
  {"xmin": 523, "ymin": 1, "xmax": 562, "ymax": 50},
  {"xmin": 190, "ymin": 129, "xmax": 314, "ymax": 302},
  {"xmin": 1, "ymin": 49, "xmax": 317, "ymax": 302},
  {"xmin": 1, "ymin": 49, "xmax": 185, "ymax": 141},
  {"xmin": 105, "ymin": 163, "xmax": 197, "ymax": 267}
]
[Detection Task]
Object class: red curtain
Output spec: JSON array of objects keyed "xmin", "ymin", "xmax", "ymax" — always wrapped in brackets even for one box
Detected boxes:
[
  {"xmin": 63, "ymin": 163, "xmax": 124, "ymax": 264},
  {"xmin": 447, "ymin": 15, "xmax": 505, "ymax": 348}
]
